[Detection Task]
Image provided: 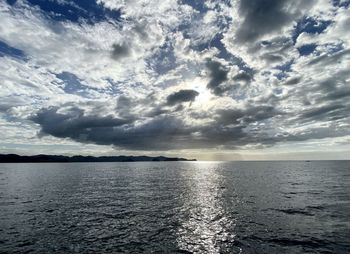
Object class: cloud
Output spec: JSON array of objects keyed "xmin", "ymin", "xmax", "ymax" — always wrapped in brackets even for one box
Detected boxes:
[
  {"xmin": 166, "ymin": 89, "xmax": 199, "ymax": 106},
  {"xmin": 216, "ymin": 105, "xmax": 283, "ymax": 126},
  {"xmin": 300, "ymin": 104, "xmax": 348, "ymax": 121},
  {"xmin": 205, "ymin": 60, "xmax": 229, "ymax": 95},
  {"xmin": 284, "ymin": 76, "xmax": 302, "ymax": 85},
  {"xmin": 0, "ymin": 0, "xmax": 350, "ymax": 157},
  {"xmin": 233, "ymin": 71, "xmax": 253, "ymax": 83},
  {"xmin": 31, "ymin": 106, "xmax": 131, "ymax": 137},
  {"xmin": 234, "ymin": 0, "xmax": 315, "ymax": 43},
  {"xmin": 0, "ymin": 97, "xmax": 26, "ymax": 112},
  {"xmin": 111, "ymin": 43, "xmax": 130, "ymax": 59},
  {"xmin": 30, "ymin": 105, "xmax": 189, "ymax": 150}
]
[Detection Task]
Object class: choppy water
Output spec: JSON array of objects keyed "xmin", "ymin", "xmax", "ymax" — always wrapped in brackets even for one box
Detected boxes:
[{"xmin": 0, "ymin": 161, "xmax": 350, "ymax": 253}]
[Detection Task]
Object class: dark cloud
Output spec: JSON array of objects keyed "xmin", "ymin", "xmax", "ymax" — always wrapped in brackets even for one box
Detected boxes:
[
  {"xmin": 145, "ymin": 108, "xmax": 170, "ymax": 117},
  {"xmin": 30, "ymin": 106, "xmax": 192, "ymax": 150},
  {"xmin": 133, "ymin": 22, "xmax": 149, "ymax": 40},
  {"xmin": 166, "ymin": 89, "xmax": 199, "ymax": 106},
  {"xmin": 233, "ymin": 71, "xmax": 253, "ymax": 83},
  {"xmin": 301, "ymin": 104, "xmax": 348, "ymax": 121},
  {"xmin": 279, "ymin": 124, "xmax": 350, "ymax": 144},
  {"xmin": 31, "ymin": 106, "xmax": 131, "ymax": 139},
  {"xmin": 261, "ymin": 53, "xmax": 284, "ymax": 63},
  {"xmin": 116, "ymin": 95, "xmax": 134, "ymax": 118},
  {"xmin": 284, "ymin": 76, "xmax": 302, "ymax": 85},
  {"xmin": 116, "ymin": 95, "xmax": 132, "ymax": 109},
  {"xmin": 206, "ymin": 60, "xmax": 229, "ymax": 95},
  {"xmin": 323, "ymin": 89, "xmax": 350, "ymax": 101},
  {"xmin": 297, "ymin": 70, "xmax": 350, "ymax": 107},
  {"xmin": 259, "ymin": 37, "xmax": 293, "ymax": 51},
  {"xmin": 29, "ymin": 105, "xmax": 245, "ymax": 150},
  {"xmin": 235, "ymin": 0, "xmax": 314, "ymax": 43},
  {"xmin": 30, "ymin": 98, "xmax": 350, "ymax": 151},
  {"xmin": 111, "ymin": 43, "xmax": 130, "ymax": 59},
  {"xmin": 216, "ymin": 105, "xmax": 282, "ymax": 126}
]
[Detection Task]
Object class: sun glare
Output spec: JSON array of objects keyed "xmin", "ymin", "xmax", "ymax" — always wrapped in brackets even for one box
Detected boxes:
[{"xmin": 186, "ymin": 78, "xmax": 213, "ymax": 105}]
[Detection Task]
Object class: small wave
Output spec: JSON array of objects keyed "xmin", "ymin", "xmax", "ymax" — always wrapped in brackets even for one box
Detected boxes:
[
  {"xmin": 242, "ymin": 235, "xmax": 333, "ymax": 249},
  {"xmin": 269, "ymin": 208, "xmax": 314, "ymax": 216},
  {"xmin": 291, "ymin": 182, "xmax": 302, "ymax": 186},
  {"xmin": 267, "ymin": 237, "xmax": 333, "ymax": 248},
  {"xmin": 285, "ymin": 192, "xmax": 298, "ymax": 195},
  {"xmin": 270, "ymin": 205, "xmax": 326, "ymax": 216},
  {"xmin": 306, "ymin": 205, "xmax": 325, "ymax": 211},
  {"xmin": 16, "ymin": 241, "xmax": 34, "ymax": 248},
  {"xmin": 21, "ymin": 200, "xmax": 33, "ymax": 204},
  {"xmin": 175, "ymin": 249, "xmax": 193, "ymax": 253}
]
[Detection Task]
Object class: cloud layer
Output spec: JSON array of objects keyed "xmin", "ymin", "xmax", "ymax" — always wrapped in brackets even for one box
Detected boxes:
[{"xmin": 0, "ymin": 0, "xmax": 349, "ymax": 157}]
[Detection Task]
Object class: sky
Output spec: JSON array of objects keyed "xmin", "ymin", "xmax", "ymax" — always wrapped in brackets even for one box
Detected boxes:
[{"xmin": 0, "ymin": 0, "xmax": 350, "ymax": 160}]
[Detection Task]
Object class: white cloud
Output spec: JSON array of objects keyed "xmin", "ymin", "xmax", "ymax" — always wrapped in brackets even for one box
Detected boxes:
[{"xmin": 0, "ymin": 0, "xmax": 349, "ymax": 158}]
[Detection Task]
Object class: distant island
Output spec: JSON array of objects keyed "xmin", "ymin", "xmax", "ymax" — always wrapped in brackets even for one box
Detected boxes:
[{"xmin": 0, "ymin": 154, "xmax": 196, "ymax": 163}]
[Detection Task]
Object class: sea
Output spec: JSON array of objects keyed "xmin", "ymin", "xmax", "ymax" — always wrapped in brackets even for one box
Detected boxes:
[{"xmin": 0, "ymin": 161, "xmax": 349, "ymax": 253}]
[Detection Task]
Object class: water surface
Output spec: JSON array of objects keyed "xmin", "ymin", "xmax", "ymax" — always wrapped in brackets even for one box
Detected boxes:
[{"xmin": 1, "ymin": 161, "xmax": 349, "ymax": 253}]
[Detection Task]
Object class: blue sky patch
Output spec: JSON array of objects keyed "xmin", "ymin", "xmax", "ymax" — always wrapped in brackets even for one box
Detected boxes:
[
  {"xmin": 0, "ymin": 40, "xmax": 27, "ymax": 60},
  {"xmin": 56, "ymin": 71, "xmax": 91, "ymax": 97},
  {"xmin": 181, "ymin": 0, "xmax": 209, "ymax": 12},
  {"xmin": 26, "ymin": 0, "xmax": 121, "ymax": 23},
  {"xmin": 293, "ymin": 18, "xmax": 331, "ymax": 43},
  {"xmin": 148, "ymin": 41, "xmax": 177, "ymax": 75},
  {"xmin": 298, "ymin": 44, "xmax": 317, "ymax": 56},
  {"xmin": 332, "ymin": 0, "xmax": 350, "ymax": 8},
  {"xmin": 6, "ymin": 0, "xmax": 17, "ymax": 5},
  {"xmin": 275, "ymin": 60, "xmax": 294, "ymax": 80}
]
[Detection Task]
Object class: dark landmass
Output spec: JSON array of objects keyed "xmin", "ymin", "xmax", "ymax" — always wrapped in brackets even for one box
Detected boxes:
[{"xmin": 0, "ymin": 154, "xmax": 196, "ymax": 163}]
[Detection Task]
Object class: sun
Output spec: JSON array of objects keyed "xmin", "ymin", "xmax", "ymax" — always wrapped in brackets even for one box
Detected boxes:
[{"xmin": 187, "ymin": 78, "xmax": 213, "ymax": 105}]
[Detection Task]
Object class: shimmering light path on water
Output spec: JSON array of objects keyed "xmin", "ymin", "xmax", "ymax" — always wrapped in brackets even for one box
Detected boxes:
[{"xmin": 1, "ymin": 161, "xmax": 350, "ymax": 253}]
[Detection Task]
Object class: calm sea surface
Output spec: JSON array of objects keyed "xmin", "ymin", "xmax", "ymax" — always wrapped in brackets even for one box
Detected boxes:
[{"xmin": 0, "ymin": 161, "xmax": 349, "ymax": 253}]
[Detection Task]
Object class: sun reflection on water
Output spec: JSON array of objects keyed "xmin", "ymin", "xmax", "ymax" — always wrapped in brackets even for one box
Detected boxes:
[{"xmin": 176, "ymin": 162, "xmax": 238, "ymax": 253}]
